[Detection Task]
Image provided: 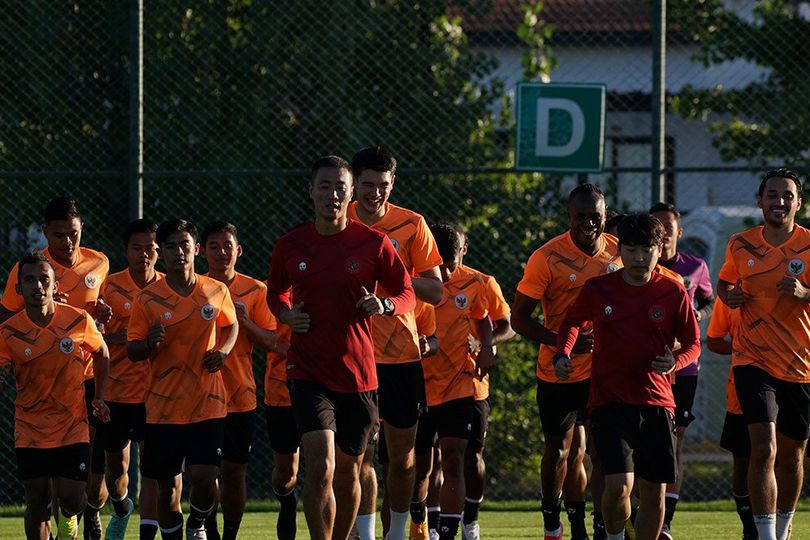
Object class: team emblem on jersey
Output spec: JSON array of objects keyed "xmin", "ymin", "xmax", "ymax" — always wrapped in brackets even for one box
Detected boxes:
[
  {"xmin": 164, "ymin": 311, "xmax": 172, "ymax": 320},
  {"xmin": 298, "ymin": 261, "xmax": 307, "ymax": 271},
  {"xmin": 649, "ymin": 305, "xmax": 665, "ymax": 322},
  {"xmin": 389, "ymin": 237, "xmax": 399, "ymax": 251},
  {"xmin": 84, "ymin": 274, "xmax": 99, "ymax": 289},
  {"xmin": 24, "ymin": 348, "xmax": 31, "ymax": 356},
  {"xmin": 568, "ymin": 273, "xmax": 577, "ymax": 282},
  {"xmin": 683, "ymin": 277, "xmax": 693, "ymax": 290},
  {"xmin": 454, "ymin": 294, "xmax": 468, "ymax": 309},
  {"xmin": 124, "ymin": 302, "xmax": 131, "ymax": 311},
  {"xmin": 200, "ymin": 304, "xmax": 216, "ymax": 321},
  {"xmin": 606, "ymin": 263, "xmax": 619, "ymax": 274},
  {"xmin": 747, "ymin": 259, "xmax": 755, "ymax": 268},
  {"xmin": 604, "ymin": 306, "xmax": 613, "ymax": 315},
  {"xmin": 788, "ymin": 258, "xmax": 805, "ymax": 276},
  {"xmin": 59, "ymin": 337, "xmax": 75, "ymax": 354},
  {"xmin": 345, "ymin": 257, "xmax": 361, "ymax": 274}
]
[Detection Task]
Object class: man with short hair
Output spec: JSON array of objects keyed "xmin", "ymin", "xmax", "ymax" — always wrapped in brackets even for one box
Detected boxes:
[
  {"xmin": 0, "ymin": 251, "xmax": 111, "ymax": 540},
  {"xmin": 127, "ymin": 219, "xmax": 239, "ymax": 540},
  {"xmin": 717, "ymin": 168, "xmax": 810, "ymax": 540},
  {"xmin": 267, "ymin": 155, "xmax": 416, "ymax": 540}
]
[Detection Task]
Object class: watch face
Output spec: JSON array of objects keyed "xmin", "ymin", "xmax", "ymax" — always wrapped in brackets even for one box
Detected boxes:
[{"xmin": 384, "ymin": 298, "xmax": 395, "ymax": 313}]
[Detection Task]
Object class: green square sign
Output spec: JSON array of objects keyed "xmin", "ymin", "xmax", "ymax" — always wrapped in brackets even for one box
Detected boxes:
[{"xmin": 516, "ymin": 82, "xmax": 606, "ymax": 172}]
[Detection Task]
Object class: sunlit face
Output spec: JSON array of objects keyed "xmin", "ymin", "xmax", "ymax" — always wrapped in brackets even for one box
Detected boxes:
[
  {"xmin": 203, "ymin": 231, "xmax": 241, "ymax": 274},
  {"xmin": 619, "ymin": 243, "xmax": 660, "ymax": 283},
  {"xmin": 309, "ymin": 167, "xmax": 353, "ymax": 221},
  {"xmin": 651, "ymin": 211, "xmax": 682, "ymax": 254},
  {"xmin": 43, "ymin": 218, "xmax": 82, "ymax": 261},
  {"xmin": 126, "ymin": 232, "xmax": 158, "ymax": 274},
  {"xmin": 17, "ymin": 261, "xmax": 56, "ymax": 307},
  {"xmin": 159, "ymin": 231, "xmax": 198, "ymax": 272},
  {"xmin": 355, "ymin": 169, "xmax": 395, "ymax": 216},
  {"xmin": 567, "ymin": 194, "xmax": 606, "ymax": 248},
  {"xmin": 758, "ymin": 176, "xmax": 801, "ymax": 227}
]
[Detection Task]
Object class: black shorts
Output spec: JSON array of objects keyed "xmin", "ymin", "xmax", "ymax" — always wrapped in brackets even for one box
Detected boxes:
[
  {"xmin": 141, "ymin": 418, "xmax": 225, "ymax": 479},
  {"xmin": 17, "ymin": 443, "xmax": 90, "ymax": 481},
  {"xmin": 415, "ymin": 397, "xmax": 475, "ymax": 456},
  {"xmin": 734, "ymin": 365, "xmax": 810, "ymax": 441},
  {"xmin": 289, "ymin": 379, "xmax": 379, "ymax": 457},
  {"xmin": 590, "ymin": 404, "xmax": 677, "ymax": 484},
  {"xmin": 672, "ymin": 374, "xmax": 698, "ymax": 427},
  {"xmin": 378, "ymin": 362, "xmax": 426, "ymax": 429},
  {"xmin": 536, "ymin": 378, "xmax": 590, "ymax": 435},
  {"xmin": 223, "ymin": 410, "xmax": 255, "ymax": 465},
  {"xmin": 468, "ymin": 398, "xmax": 491, "ymax": 452},
  {"xmin": 720, "ymin": 412, "xmax": 751, "ymax": 457},
  {"xmin": 84, "ymin": 379, "xmax": 102, "ymax": 429},
  {"xmin": 265, "ymin": 405, "xmax": 300, "ymax": 455},
  {"xmin": 102, "ymin": 402, "xmax": 147, "ymax": 453}
]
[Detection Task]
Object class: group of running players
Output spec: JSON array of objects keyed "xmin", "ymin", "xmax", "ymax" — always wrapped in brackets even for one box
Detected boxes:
[{"xmin": 0, "ymin": 146, "xmax": 806, "ymax": 540}]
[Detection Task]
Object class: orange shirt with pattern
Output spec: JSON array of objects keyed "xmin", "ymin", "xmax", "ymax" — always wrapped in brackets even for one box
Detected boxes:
[
  {"xmin": 718, "ymin": 225, "xmax": 810, "ymax": 382},
  {"xmin": 214, "ymin": 273, "xmax": 277, "ymax": 413},
  {"xmin": 101, "ymin": 270, "xmax": 164, "ymax": 403},
  {"xmin": 265, "ymin": 323, "xmax": 292, "ymax": 407},
  {"xmin": 466, "ymin": 267, "xmax": 510, "ymax": 401},
  {"xmin": 706, "ymin": 299, "xmax": 742, "ymax": 414},
  {"xmin": 517, "ymin": 232, "xmax": 621, "ymax": 383},
  {"xmin": 414, "ymin": 300, "xmax": 437, "ymax": 338},
  {"xmin": 426, "ymin": 265, "xmax": 489, "ymax": 406},
  {"xmin": 0, "ymin": 304, "xmax": 103, "ymax": 448},
  {"xmin": 347, "ymin": 202, "xmax": 443, "ymax": 364},
  {"xmin": 128, "ymin": 275, "xmax": 237, "ymax": 424}
]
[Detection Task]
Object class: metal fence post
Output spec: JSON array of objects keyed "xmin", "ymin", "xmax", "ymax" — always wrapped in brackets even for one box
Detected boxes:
[
  {"xmin": 129, "ymin": 0, "xmax": 144, "ymax": 220},
  {"xmin": 652, "ymin": 0, "xmax": 667, "ymax": 203}
]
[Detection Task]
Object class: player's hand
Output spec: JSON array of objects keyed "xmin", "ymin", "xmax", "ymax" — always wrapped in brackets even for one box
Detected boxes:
[
  {"xmin": 92, "ymin": 399, "xmax": 111, "ymax": 423},
  {"xmin": 54, "ymin": 291, "xmax": 69, "ymax": 304},
  {"xmin": 274, "ymin": 341, "xmax": 291, "ymax": 355},
  {"xmin": 467, "ymin": 334, "xmax": 482, "ymax": 355},
  {"xmin": 726, "ymin": 278, "xmax": 747, "ymax": 309},
  {"xmin": 777, "ymin": 277, "xmax": 810, "ymax": 300},
  {"xmin": 95, "ymin": 298, "xmax": 113, "ymax": 326},
  {"xmin": 147, "ymin": 317, "xmax": 165, "ymax": 350},
  {"xmin": 356, "ymin": 286, "xmax": 384, "ymax": 317},
  {"xmin": 553, "ymin": 353, "xmax": 574, "ymax": 380},
  {"xmin": 571, "ymin": 332, "xmax": 594, "ymax": 355},
  {"xmin": 202, "ymin": 349, "xmax": 227, "ymax": 372},
  {"xmin": 105, "ymin": 327, "xmax": 128, "ymax": 345},
  {"xmin": 652, "ymin": 345, "xmax": 677, "ymax": 375},
  {"xmin": 419, "ymin": 334, "xmax": 430, "ymax": 357},
  {"xmin": 234, "ymin": 301, "xmax": 250, "ymax": 325},
  {"xmin": 694, "ymin": 308, "xmax": 702, "ymax": 322},
  {"xmin": 281, "ymin": 302, "xmax": 310, "ymax": 333},
  {"xmin": 476, "ymin": 346, "xmax": 496, "ymax": 379}
]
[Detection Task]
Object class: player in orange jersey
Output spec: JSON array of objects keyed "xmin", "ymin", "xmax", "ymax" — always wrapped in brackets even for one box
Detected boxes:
[
  {"xmin": 718, "ymin": 168, "xmax": 810, "ymax": 540},
  {"xmin": 0, "ymin": 251, "xmax": 111, "ymax": 540},
  {"xmin": 0, "ymin": 197, "xmax": 112, "ymax": 539},
  {"xmin": 512, "ymin": 184, "xmax": 619, "ymax": 540},
  {"xmin": 127, "ymin": 219, "xmax": 238, "ymax": 540},
  {"xmin": 348, "ymin": 146, "xmax": 443, "ymax": 540},
  {"xmin": 202, "ymin": 221, "xmax": 278, "ymax": 540}
]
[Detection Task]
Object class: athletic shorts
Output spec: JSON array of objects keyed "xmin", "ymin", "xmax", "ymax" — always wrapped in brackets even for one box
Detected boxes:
[
  {"xmin": 288, "ymin": 379, "xmax": 379, "ymax": 457},
  {"xmin": 16, "ymin": 443, "xmax": 90, "ymax": 481},
  {"xmin": 415, "ymin": 397, "xmax": 475, "ymax": 456},
  {"xmin": 720, "ymin": 412, "xmax": 751, "ymax": 457},
  {"xmin": 102, "ymin": 402, "xmax": 147, "ymax": 453},
  {"xmin": 377, "ymin": 361, "xmax": 426, "ymax": 429},
  {"xmin": 265, "ymin": 405, "xmax": 300, "ymax": 455},
  {"xmin": 672, "ymin": 374, "xmax": 698, "ymax": 427},
  {"xmin": 468, "ymin": 398, "xmax": 491, "ymax": 452},
  {"xmin": 223, "ymin": 410, "xmax": 255, "ymax": 465},
  {"xmin": 84, "ymin": 379, "xmax": 102, "ymax": 429},
  {"xmin": 536, "ymin": 378, "xmax": 590, "ymax": 435},
  {"xmin": 142, "ymin": 418, "xmax": 225, "ymax": 479},
  {"xmin": 590, "ymin": 403, "xmax": 677, "ymax": 484},
  {"xmin": 734, "ymin": 365, "xmax": 810, "ymax": 441}
]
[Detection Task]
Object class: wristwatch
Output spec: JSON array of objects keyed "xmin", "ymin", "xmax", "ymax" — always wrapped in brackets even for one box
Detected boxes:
[{"xmin": 382, "ymin": 297, "xmax": 395, "ymax": 316}]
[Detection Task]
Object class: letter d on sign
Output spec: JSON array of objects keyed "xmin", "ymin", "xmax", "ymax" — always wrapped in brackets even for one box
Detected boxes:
[{"xmin": 535, "ymin": 98, "xmax": 585, "ymax": 157}]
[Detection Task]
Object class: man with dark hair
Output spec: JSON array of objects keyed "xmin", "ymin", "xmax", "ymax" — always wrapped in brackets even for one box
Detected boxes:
[
  {"xmin": 555, "ymin": 213, "xmax": 701, "ymax": 540},
  {"xmin": 202, "ymin": 220, "xmax": 278, "ymax": 540},
  {"xmin": 127, "ymin": 219, "xmax": 239, "ymax": 540},
  {"xmin": 718, "ymin": 168, "xmax": 809, "ymax": 540},
  {"xmin": 512, "ymin": 183, "xmax": 619, "ymax": 540},
  {"xmin": 649, "ymin": 202, "xmax": 714, "ymax": 538},
  {"xmin": 347, "ymin": 146, "xmax": 443, "ymax": 540},
  {"xmin": 267, "ymin": 156, "xmax": 416, "ymax": 540},
  {"xmin": 0, "ymin": 251, "xmax": 111, "ymax": 540}
]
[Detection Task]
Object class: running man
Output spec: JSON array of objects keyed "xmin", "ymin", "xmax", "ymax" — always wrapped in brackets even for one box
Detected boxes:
[
  {"xmin": 127, "ymin": 219, "xmax": 239, "ymax": 540},
  {"xmin": 0, "ymin": 251, "xmax": 111, "ymax": 540},
  {"xmin": 717, "ymin": 168, "xmax": 810, "ymax": 540},
  {"xmin": 202, "ymin": 220, "xmax": 278, "ymax": 540},
  {"xmin": 555, "ymin": 213, "xmax": 701, "ymax": 540},
  {"xmin": 266, "ymin": 155, "xmax": 416, "ymax": 540},
  {"xmin": 348, "ymin": 145, "xmax": 443, "ymax": 540}
]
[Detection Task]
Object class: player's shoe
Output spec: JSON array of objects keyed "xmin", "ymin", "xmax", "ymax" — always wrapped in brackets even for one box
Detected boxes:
[
  {"xmin": 185, "ymin": 525, "xmax": 207, "ymax": 539},
  {"xmin": 429, "ymin": 528, "xmax": 440, "ymax": 540},
  {"xmin": 410, "ymin": 520, "xmax": 430, "ymax": 540},
  {"xmin": 83, "ymin": 512, "xmax": 102, "ymax": 540},
  {"xmin": 58, "ymin": 515, "xmax": 79, "ymax": 540},
  {"xmin": 461, "ymin": 520, "xmax": 480, "ymax": 540},
  {"xmin": 658, "ymin": 521, "xmax": 673, "ymax": 540},
  {"xmin": 104, "ymin": 498, "xmax": 133, "ymax": 540},
  {"xmin": 544, "ymin": 524, "xmax": 564, "ymax": 539}
]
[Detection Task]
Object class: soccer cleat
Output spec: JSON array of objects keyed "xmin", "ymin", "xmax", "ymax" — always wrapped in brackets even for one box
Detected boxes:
[
  {"xmin": 429, "ymin": 529, "xmax": 440, "ymax": 540},
  {"xmin": 185, "ymin": 525, "xmax": 207, "ymax": 540},
  {"xmin": 410, "ymin": 520, "xmax": 430, "ymax": 540},
  {"xmin": 104, "ymin": 498, "xmax": 133, "ymax": 540},
  {"xmin": 658, "ymin": 522, "xmax": 673, "ymax": 540},
  {"xmin": 83, "ymin": 512, "xmax": 102, "ymax": 540},
  {"xmin": 461, "ymin": 521, "xmax": 480, "ymax": 540},
  {"xmin": 58, "ymin": 515, "xmax": 79, "ymax": 540},
  {"xmin": 544, "ymin": 524, "xmax": 564, "ymax": 540}
]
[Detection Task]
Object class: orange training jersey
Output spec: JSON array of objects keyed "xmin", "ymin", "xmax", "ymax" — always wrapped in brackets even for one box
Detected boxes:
[
  {"xmin": 128, "ymin": 275, "xmax": 237, "ymax": 424},
  {"xmin": 265, "ymin": 323, "xmax": 292, "ymax": 407},
  {"xmin": 707, "ymin": 300, "xmax": 742, "ymax": 414},
  {"xmin": 347, "ymin": 202, "xmax": 443, "ymax": 364},
  {"xmin": 101, "ymin": 270, "xmax": 164, "ymax": 403},
  {"xmin": 656, "ymin": 264, "xmax": 685, "ymax": 285},
  {"xmin": 216, "ymin": 273, "xmax": 277, "ymax": 413},
  {"xmin": 425, "ymin": 265, "xmax": 489, "ymax": 406},
  {"xmin": 466, "ymin": 266, "xmax": 510, "ymax": 401},
  {"xmin": 0, "ymin": 304, "xmax": 103, "ymax": 448},
  {"xmin": 414, "ymin": 300, "xmax": 437, "ymax": 337},
  {"xmin": 517, "ymin": 232, "xmax": 621, "ymax": 383},
  {"xmin": 718, "ymin": 225, "xmax": 810, "ymax": 382}
]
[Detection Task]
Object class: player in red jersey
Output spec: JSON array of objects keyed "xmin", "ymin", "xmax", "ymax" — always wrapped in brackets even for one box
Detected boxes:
[
  {"xmin": 555, "ymin": 213, "xmax": 700, "ymax": 540},
  {"xmin": 267, "ymin": 155, "xmax": 416, "ymax": 540}
]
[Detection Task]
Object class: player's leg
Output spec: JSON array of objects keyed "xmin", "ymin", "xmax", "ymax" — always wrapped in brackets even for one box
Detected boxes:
[
  {"xmin": 220, "ymin": 410, "xmax": 254, "ymax": 540},
  {"xmin": 23, "ymin": 477, "xmax": 52, "ymax": 540},
  {"xmin": 185, "ymin": 418, "xmax": 225, "ymax": 537},
  {"xmin": 663, "ymin": 373, "xmax": 698, "ymax": 536},
  {"xmin": 435, "ymin": 397, "xmax": 474, "ymax": 540},
  {"xmin": 83, "ymin": 380, "xmax": 107, "ymax": 540},
  {"xmin": 461, "ymin": 398, "xmax": 490, "ymax": 540},
  {"xmin": 427, "ymin": 446, "xmax": 443, "ymax": 540},
  {"xmin": 588, "ymin": 432, "xmax": 607, "ymax": 540},
  {"xmin": 355, "ymin": 431, "xmax": 379, "ymax": 540},
  {"xmin": 267, "ymin": 405, "xmax": 301, "ymax": 540},
  {"xmin": 55, "ymin": 476, "xmax": 90, "ymax": 539},
  {"xmin": 411, "ymin": 409, "xmax": 438, "ymax": 540},
  {"xmin": 563, "ymin": 422, "xmax": 589, "ymax": 540},
  {"xmin": 103, "ymin": 403, "xmax": 140, "ymax": 540},
  {"xmin": 142, "ymin": 423, "xmax": 186, "ymax": 540},
  {"xmin": 634, "ymin": 406, "xmax": 677, "ymax": 540},
  {"xmin": 720, "ymin": 410, "xmax": 756, "ymax": 539},
  {"xmin": 634, "ymin": 479, "xmax": 665, "ymax": 540}
]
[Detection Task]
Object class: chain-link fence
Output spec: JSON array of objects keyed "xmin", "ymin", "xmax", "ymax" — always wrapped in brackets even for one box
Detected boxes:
[{"xmin": 1, "ymin": 0, "xmax": 807, "ymax": 505}]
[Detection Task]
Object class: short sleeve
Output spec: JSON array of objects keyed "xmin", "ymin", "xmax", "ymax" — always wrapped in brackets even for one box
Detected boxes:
[
  {"xmin": 127, "ymin": 293, "xmax": 149, "ymax": 341},
  {"xmin": 0, "ymin": 263, "xmax": 23, "ymax": 312},
  {"xmin": 706, "ymin": 301, "xmax": 731, "ymax": 339},
  {"xmin": 410, "ymin": 216, "xmax": 444, "ymax": 274},
  {"xmin": 414, "ymin": 302, "xmax": 436, "ymax": 336},
  {"xmin": 251, "ymin": 283, "xmax": 277, "ymax": 331},
  {"xmin": 718, "ymin": 238, "xmax": 739, "ymax": 284},
  {"xmin": 81, "ymin": 312, "xmax": 104, "ymax": 353},
  {"xmin": 695, "ymin": 260, "xmax": 714, "ymax": 299},
  {"xmin": 516, "ymin": 249, "xmax": 551, "ymax": 300},
  {"xmin": 484, "ymin": 275, "xmax": 510, "ymax": 320},
  {"xmin": 217, "ymin": 287, "xmax": 238, "ymax": 327},
  {"xmin": 470, "ymin": 282, "xmax": 489, "ymax": 320}
]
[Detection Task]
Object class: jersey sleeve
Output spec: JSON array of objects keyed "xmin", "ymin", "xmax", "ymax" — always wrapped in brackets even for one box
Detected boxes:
[
  {"xmin": 377, "ymin": 237, "xmax": 416, "ymax": 316},
  {"xmin": 556, "ymin": 281, "xmax": 593, "ymax": 355},
  {"xmin": 127, "ymin": 293, "xmax": 149, "ymax": 341},
  {"xmin": 706, "ymin": 300, "xmax": 731, "ymax": 339},
  {"xmin": 217, "ymin": 287, "xmax": 238, "ymax": 327},
  {"xmin": 484, "ymin": 275, "xmax": 510, "ymax": 320},
  {"xmin": 81, "ymin": 312, "xmax": 104, "ymax": 353},
  {"xmin": 718, "ymin": 238, "xmax": 740, "ymax": 284},
  {"xmin": 251, "ymin": 283, "xmax": 277, "ymax": 331},
  {"xmin": 470, "ymin": 282, "xmax": 489, "ymax": 320},
  {"xmin": 414, "ymin": 302, "xmax": 437, "ymax": 336},
  {"xmin": 673, "ymin": 287, "xmax": 702, "ymax": 370},
  {"xmin": 0, "ymin": 263, "xmax": 23, "ymax": 312},
  {"xmin": 695, "ymin": 260, "xmax": 714, "ymax": 300},
  {"xmin": 267, "ymin": 241, "xmax": 293, "ymax": 316},
  {"xmin": 516, "ymin": 249, "xmax": 551, "ymax": 301},
  {"xmin": 410, "ymin": 216, "xmax": 443, "ymax": 274}
]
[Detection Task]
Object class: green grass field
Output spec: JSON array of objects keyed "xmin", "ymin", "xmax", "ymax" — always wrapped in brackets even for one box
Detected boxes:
[{"xmin": 1, "ymin": 503, "xmax": 807, "ymax": 539}]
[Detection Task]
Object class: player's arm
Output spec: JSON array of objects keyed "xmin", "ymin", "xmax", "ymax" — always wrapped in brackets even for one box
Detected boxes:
[
  {"xmin": 410, "ymin": 217, "xmax": 445, "ymax": 305},
  {"xmin": 474, "ymin": 316, "xmax": 495, "ymax": 377},
  {"xmin": 376, "ymin": 238, "xmax": 416, "ymax": 315},
  {"xmin": 552, "ymin": 284, "xmax": 593, "ymax": 380},
  {"xmin": 693, "ymin": 261, "xmax": 715, "ymax": 322},
  {"xmin": 491, "ymin": 314, "xmax": 515, "ymax": 346},
  {"xmin": 412, "ymin": 267, "xmax": 443, "ymax": 305},
  {"xmin": 669, "ymin": 291, "xmax": 702, "ymax": 372},
  {"xmin": 127, "ymin": 299, "xmax": 164, "ymax": 362},
  {"xmin": 266, "ymin": 242, "xmax": 310, "ymax": 333},
  {"xmin": 707, "ymin": 334, "xmax": 732, "ymax": 355},
  {"xmin": 238, "ymin": 288, "xmax": 278, "ymax": 352},
  {"xmin": 420, "ymin": 332, "xmax": 439, "ymax": 358},
  {"xmin": 83, "ymin": 316, "xmax": 111, "ymax": 422},
  {"xmin": 240, "ymin": 316, "xmax": 278, "ymax": 352},
  {"xmin": 203, "ymin": 291, "xmax": 241, "ymax": 373},
  {"xmin": 511, "ymin": 292, "xmax": 558, "ymax": 345},
  {"xmin": 694, "ymin": 294, "xmax": 715, "ymax": 322}
]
